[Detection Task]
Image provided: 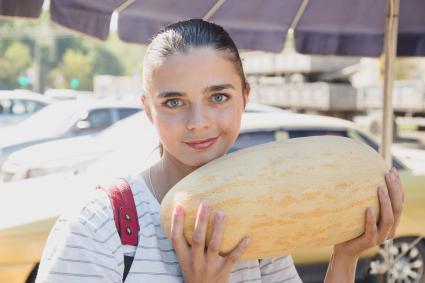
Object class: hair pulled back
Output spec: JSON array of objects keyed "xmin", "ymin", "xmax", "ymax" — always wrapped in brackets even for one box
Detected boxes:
[{"xmin": 142, "ymin": 19, "xmax": 247, "ymax": 93}]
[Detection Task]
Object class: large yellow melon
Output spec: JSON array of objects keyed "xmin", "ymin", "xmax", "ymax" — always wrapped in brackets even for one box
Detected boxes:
[{"xmin": 160, "ymin": 136, "xmax": 387, "ymax": 259}]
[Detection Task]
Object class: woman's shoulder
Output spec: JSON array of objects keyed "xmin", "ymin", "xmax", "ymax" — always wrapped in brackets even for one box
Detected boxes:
[{"xmin": 55, "ymin": 174, "xmax": 147, "ymax": 233}]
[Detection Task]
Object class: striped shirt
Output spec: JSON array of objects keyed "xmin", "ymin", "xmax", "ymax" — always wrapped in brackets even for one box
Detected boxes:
[{"xmin": 36, "ymin": 175, "xmax": 302, "ymax": 283}]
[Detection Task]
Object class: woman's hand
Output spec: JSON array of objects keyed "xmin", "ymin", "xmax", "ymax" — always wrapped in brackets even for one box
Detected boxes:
[
  {"xmin": 334, "ymin": 167, "xmax": 404, "ymax": 259},
  {"xmin": 170, "ymin": 201, "xmax": 251, "ymax": 283},
  {"xmin": 325, "ymin": 167, "xmax": 404, "ymax": 283}
]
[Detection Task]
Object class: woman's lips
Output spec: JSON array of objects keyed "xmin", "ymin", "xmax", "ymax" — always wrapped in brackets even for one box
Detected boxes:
[{"xmin": 184, "ymin": 137, "xmax": 219, "ymax": 150}]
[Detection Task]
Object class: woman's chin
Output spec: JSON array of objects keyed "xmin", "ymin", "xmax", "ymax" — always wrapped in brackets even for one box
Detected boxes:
[{"xmin": 183, "ymin": 150, "xmax": 226, "ymax": 168}]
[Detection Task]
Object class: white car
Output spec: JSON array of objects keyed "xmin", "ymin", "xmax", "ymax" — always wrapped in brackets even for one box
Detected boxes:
[
  {"xmin": 244, "ymin": 102, "xmax": 289, "ymax": 113},
  {"xmin": 1, "ymin": 113, "xmax": 152, "ymax": 182},
  {"xmin": 1, "ymin": 103, "xmax": 286, "ymax": 182},
  {"xmin": 44, "ymin": 89, "xmax": 93, "ymax": 101},
  {"xmin": 0, "ymin": 90, "xmax": 52, "ymax": 127},
  {"xmin": 0, "ymin": 100, "xmax": 141, "ymax": 168}
]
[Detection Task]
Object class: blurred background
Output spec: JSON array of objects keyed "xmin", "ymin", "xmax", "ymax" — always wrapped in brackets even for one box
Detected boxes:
[{"xmin": 1, "ymin": 1, "xmax": 425, "ymax": 283}]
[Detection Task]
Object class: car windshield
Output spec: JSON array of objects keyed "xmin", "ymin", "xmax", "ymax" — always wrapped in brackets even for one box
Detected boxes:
[
  {"xmin": 353, "ymin": 130, "xmax": 407, "ymax": 171},
  {"xmin": 95, "ymin": 113, "xmax": 152, "ymax": 148},
  {"xmin": 19, "ymin": 102, "xmax": 79, "ymax": 135}
]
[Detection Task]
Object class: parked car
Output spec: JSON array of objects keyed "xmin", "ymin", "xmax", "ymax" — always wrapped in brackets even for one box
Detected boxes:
[
  {"xmin": 44, "ymin": 89, "xmax": 93, "ymax": 101},
  {"xmin": 0, "ymin": 100, "xmax": 141, "ymax": 168},
  {"xmin": 1, "ymin": 103, "xmax": 286, "ymax": 183},
  {"xmin": 0, "ymin": 112, "xmax": 424, "ymax": 283},
  {"xmin": 0, "ymin": 90, "xmax": 52, "ymax": 127},
  {"xmin": 1, "ymin": 112, "xmax": 149, "ymax": 182},
  {"xmin": 244, "ymin": 102, "xmax": 289, "ymax": 113}
]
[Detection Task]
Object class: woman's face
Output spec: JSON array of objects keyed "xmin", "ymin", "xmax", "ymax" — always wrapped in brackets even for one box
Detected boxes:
[{"xmin": 143, "ymin": 47, "xmax": 248, "ymax": 167}]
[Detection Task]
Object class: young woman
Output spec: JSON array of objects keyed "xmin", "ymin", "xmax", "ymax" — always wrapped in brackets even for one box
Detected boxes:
[{"xmin": 36, "ymin": 19, "xmax": 404, "ymax": 283}]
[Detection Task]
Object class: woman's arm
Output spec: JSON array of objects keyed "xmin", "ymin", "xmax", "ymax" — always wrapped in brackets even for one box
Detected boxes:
[{"xmin": 324, "ymin": 167, "xmax": 404, "ymax": 283}]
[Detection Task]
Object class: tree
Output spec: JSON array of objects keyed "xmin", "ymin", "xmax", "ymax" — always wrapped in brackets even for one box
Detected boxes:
[
  {"xmin": 91, "ymin": 46, "xmax": 124, "ymax": 76},
  {"xmin": 51, "ymin": 49, "xmax": 92, "ymax": 90},
  {"xmin": 0, "ymin": 41, "xmax": 32, "ymax": 89}
]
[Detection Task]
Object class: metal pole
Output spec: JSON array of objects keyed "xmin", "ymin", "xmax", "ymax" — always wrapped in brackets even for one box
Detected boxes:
[
  {"xmin": 382, "ymin": 0, "xmax": 400, "ymax": 282},
  {"xmin": 289, "ymin": 0, "xmax": 310, "ymax": 31},
  {"xmin": 203, "ymin": 0, "xmax": 226, "ymax": 21},
  {"xmin": 33, "ymin": 41, "xmax": 41, "ymax": 93},
  {"xmin": 381, "ymin": 0, "xmax": 399, "ymax": 165}
]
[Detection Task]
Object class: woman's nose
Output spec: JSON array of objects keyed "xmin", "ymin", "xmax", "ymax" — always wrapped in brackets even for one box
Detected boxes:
[{"xmin": 186, "ymin": 103, "xmax": 210, "ymax": 131}]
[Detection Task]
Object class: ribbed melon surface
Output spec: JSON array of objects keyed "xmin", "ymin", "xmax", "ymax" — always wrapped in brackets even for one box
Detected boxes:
[{"xmin": 160, "ymin": 136, "xmax": 387, "ymax": 259}]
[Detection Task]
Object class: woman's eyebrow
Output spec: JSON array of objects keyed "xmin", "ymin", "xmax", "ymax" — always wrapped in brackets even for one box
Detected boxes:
[
  {"xmin": 157, "ymin": 91, "xmax": 185, "ymax": 98},
  {"xmin": 203, "ymin": 84, "xmax": 235, "ymax": 94},
  {"xmin": 156, "ymin": 84, "xmax": 235, "ymax": 98}
]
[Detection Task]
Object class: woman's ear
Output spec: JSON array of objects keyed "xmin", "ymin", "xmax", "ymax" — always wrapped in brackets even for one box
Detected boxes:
[
  {"xmin": 243, "ymin": 82, "xmax": 251, "ymax": 109},
  {"xmin": 141, "ymin": 95, "xmax": 153, "ymax": 123}
]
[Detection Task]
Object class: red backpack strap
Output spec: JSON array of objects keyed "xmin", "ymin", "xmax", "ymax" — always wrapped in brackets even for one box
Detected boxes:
[{"xmin": 96, "ymin": 178, "xmax": 139, "ymax": 246}]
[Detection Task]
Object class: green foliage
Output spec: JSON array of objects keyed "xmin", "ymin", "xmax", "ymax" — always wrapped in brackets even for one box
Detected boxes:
[
  {"xmin": 0, "ymin": 41, "xmax": 32, "ymax": 89},
  {"xmin": 0, "ymin": 16, "xmax": 143, "ymax": 91},
  {"xmin": 51, "ymin": 49, "xmax": 92, "ymax": 90},
  {"xmin": 91, "ymin": 46, "xmax": 124, "ymax": 76}
]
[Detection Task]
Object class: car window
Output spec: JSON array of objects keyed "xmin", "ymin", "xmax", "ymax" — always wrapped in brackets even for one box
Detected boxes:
[
  {"xmin": 11, "ymin": 99, "xmax": 27, "ymax": 115},
  {"xmin": 118, "ymin": 108, "xmax": 139, "ymax": 120},
  {"xmin": 0, "ymin": 99, "xmax": 47, "ymax": 116},
  {"xmin": 0, "ymin": 99, "xmax": 12, "ymax": 114},
  {"xmin": 287, "ymin": 129, "xmax": 348, "ymax": 138},
  {"xmin": 229, "ymin": 131, "xmax": 275, "ymax": 153},
  {"xmin": 351, "ymin": 130, "xmax": 406, "ymax": 171},
  {"xmin": 25, "ymin": 101, "xmax": 45, "ymax": 113},
  {"xmin": 86, "ymin": 109, "xmax": 113, "ymax": 130}
]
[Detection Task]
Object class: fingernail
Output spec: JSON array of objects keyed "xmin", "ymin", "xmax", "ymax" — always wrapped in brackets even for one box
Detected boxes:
[
  {"xmin": 201, "ymin": 200, "xmax": 210, "ymax": 208},
  {"xmin": 379, "ymin": 186, "xmax": 388, "ymax": 197},
  {"xmin": 392, "ymin": 167, "xmax": 399, "ymax": 176},
  {"xmin": 216, "ymin": 211, "xmax": 225, "ymax": 221},
  {"xmin": 243, "ymin": 237, "xmax": 251, "ymax": 247},
  {"xmin": 174, "ymin": 204, "xmax": 182, "ymax": 216}
]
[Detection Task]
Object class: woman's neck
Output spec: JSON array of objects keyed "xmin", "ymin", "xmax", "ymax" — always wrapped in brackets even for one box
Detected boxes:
[
  {"xmin": 162, "ymin": 151, "xmax": 199, "ymax": 187},
  {"xmin": 148, "ymin": 151, "xmax": 200, "ymax": 203}
]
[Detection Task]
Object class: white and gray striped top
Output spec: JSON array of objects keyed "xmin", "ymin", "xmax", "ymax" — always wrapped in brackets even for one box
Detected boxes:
[{"xmin": 36, "ymin": 175, "xmax": 302, "ymax": 283}]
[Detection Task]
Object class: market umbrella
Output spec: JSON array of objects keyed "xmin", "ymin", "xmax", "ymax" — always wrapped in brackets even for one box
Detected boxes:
[{"xmin": 1, "ymin": 0, "xmax": 423, "ymax": 279}]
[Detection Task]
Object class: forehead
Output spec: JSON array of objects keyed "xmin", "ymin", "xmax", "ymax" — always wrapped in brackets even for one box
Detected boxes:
[{"xmin": 147, "ymin": 47, "xmax": 243, "ymax": 94}]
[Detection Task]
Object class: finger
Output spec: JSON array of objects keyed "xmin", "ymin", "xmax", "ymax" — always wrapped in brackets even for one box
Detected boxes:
[
  {"xmin": 170, "ymin": 204, "xmax": 189, "ymax": 263},
  {"xmin": 206, "ymin": 211, "xmax": 226, "ymax": 262},
  {"xmin": 191, "ymin": 201, "xmax": 211, "ymax": 260},
  {"xmin": 222, "ymin": 236, "xmax": 251, "ymax": 273},
  {"xmin": 362, "ymin": 207, "xmax": 379, "ymax": 249},
  {"xmin": 339, "ymin": 207, "xmax": 378, "ymax": 256},
  {"xmin": 377, "ymin": 185, "xmax": 394, "ymax": 244},
  {"xmin": 385, "ymin": 167, "xmax": 404, "ymax": 239}
]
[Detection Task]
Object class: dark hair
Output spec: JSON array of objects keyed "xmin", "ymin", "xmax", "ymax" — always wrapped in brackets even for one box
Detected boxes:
[
  {"xmin": 142, "ymin": 19, "xmax": 247, "ymax": 93},
  {"xmin": 142, "ymin": 19, "xmax": 248, "ymax": 157}
]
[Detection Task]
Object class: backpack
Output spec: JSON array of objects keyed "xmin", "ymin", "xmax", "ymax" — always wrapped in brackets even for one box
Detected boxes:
[{"xmin": 97, "ymin": 178, "xmax": 139, "ymax": 281}]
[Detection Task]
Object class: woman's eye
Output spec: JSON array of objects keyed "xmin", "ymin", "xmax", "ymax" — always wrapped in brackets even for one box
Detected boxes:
[
  {"xmin": 164, "ymin": 99, "xmax": 182, "ymax": 108},
  {"xmin": 211, "ymin": 94, "xmax": 228, "ymax": 103}
]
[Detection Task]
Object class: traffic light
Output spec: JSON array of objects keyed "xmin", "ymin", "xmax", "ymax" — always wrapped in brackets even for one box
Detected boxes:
[
  {"xmin": 18, "ymin": 75, "xmax": 30, "ymax": 87},
  {"xmin": 70, "ymin": 79, "xmax": 80, "ymax": 89}
]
